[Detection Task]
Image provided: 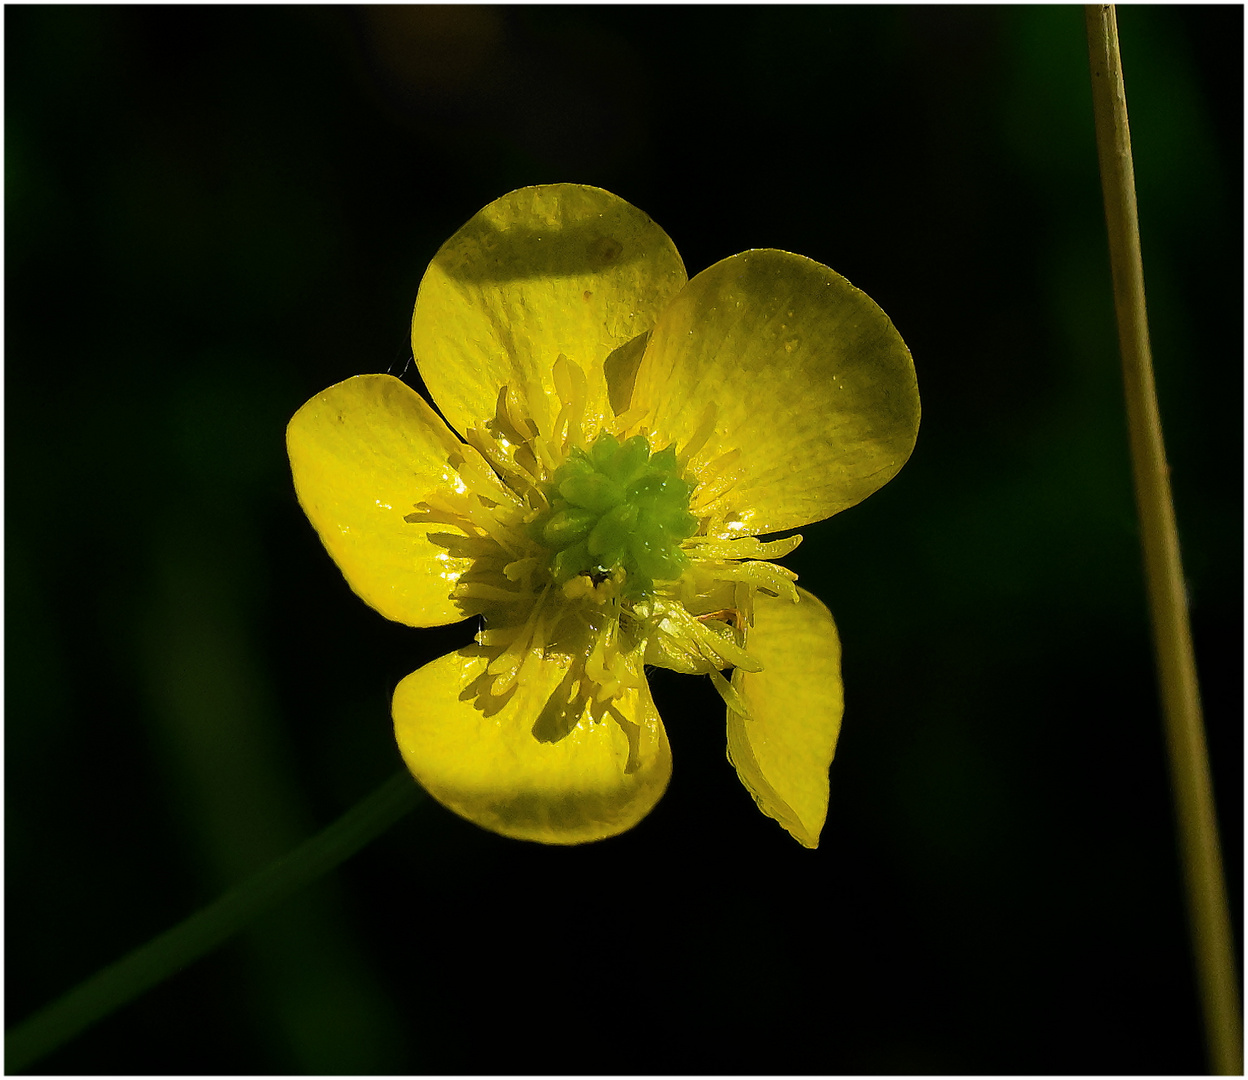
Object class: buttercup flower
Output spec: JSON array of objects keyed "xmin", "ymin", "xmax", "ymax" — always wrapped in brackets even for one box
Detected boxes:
[{"xmin": 287, "ymin": 185, "xmax": 919, "ymax": 847}]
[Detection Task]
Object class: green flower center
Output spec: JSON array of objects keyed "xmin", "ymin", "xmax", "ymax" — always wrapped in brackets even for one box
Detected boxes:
[{"xmin": 532, "ymin": 432, "xmax": 698, "ymax": 597}]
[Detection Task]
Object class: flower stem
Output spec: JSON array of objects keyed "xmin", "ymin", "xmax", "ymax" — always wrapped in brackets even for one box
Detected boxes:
[
  {"xmin": 1084, "ymin": 6, "xmax": 1242, "ymax": 1074},
  {"xmin": 6, "ymin": 770, "xmax": 423, "ymax": 1073}
]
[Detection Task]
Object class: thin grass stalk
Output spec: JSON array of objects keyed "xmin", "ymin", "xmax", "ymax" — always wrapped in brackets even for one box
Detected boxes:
[
  {"xmin": 5, "ymin": 771, "xmax": 422, "ymax": 1073},
  {"xmin": 1083, "ymin": 6, "xmax": 1241, "ymax": 1074}
]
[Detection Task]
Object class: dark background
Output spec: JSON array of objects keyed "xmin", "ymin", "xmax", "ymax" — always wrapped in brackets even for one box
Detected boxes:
[{"xmin": 7, "ymin": 5, "xmax": 1242, "ymax": 1074}]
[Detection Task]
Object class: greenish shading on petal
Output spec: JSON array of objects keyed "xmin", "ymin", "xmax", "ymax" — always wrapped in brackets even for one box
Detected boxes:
[{"xmin": 632, "ymin": 249, "xmax": 920, "ymax": 536}]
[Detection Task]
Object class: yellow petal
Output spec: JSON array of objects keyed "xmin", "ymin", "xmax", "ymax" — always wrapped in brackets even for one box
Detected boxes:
[
  {"xmin": 393, "ymin": 646, "xmax": 672, "ymax": 844},
  {"xmin": 632, "ymin": 249, "xmax": 920, "ymax": 535},
  {"xmin": 727, "ymin": 586, "xmax": 843, "ymax": 848},
  {"xmin": 287, "ymin": 374, "xmax": 475, "ymax": 627},
  {"xmin": 411, "ymin": 184, "xmax": 688, "ymax": 441}
]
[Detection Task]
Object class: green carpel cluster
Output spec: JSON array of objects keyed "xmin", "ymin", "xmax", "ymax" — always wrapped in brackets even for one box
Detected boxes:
[{"xmin": 532, "ymin": 432, "xmax": 698, "ymax": 596}]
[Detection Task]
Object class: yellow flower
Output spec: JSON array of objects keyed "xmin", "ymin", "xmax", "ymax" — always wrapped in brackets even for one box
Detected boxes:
[{"xmin": 287, "ymin": 184, "xmax": 919, "ymax": 847}]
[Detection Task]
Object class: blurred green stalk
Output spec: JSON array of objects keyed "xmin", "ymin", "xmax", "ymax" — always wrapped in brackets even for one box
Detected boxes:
[
  {"xmin": 5, "ymin": 771, "xmax": 422, "ymax": 1073},
  {"xmin": 1084, "ymin": 6, "xmax": 1241, "ymax": 1074}
]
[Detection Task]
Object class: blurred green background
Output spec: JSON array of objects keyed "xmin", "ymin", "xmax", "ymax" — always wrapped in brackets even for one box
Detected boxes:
[{"xmin": 6, "ymin": 5, "xmax": 1242, "ymax": 1073}]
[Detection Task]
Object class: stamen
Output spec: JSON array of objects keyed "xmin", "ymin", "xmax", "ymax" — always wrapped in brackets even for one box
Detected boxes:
[
  {"xmin": 475, "ymin": 627, "xmax": 518, "ymax": 647},
  {"xmin": 677, "ymin": 403, "xmax": 718, "ymax": 471},
  {"xmin": 580, "ymin": 616, "xmax": 641, "ymax": 705},
  {"xmin": 698, "ymin": 608, "xmax": 745, "ymax": 632},
  {"xmin": 486, "ymin": 586, "xmax": 551, "ymax": 694},
  {"xmin": 695, "ymin": 558, "xmax": 799, "ymax": 603},
  {"xmin": 451, "ymin": 582, "xmax": 531, "ymax": 602},
  {"xmin": 611, "ymin": 403, "xmax": 653, "ymax": 438},
  {"xmin": 733, "ymin": 580, "xmax": 756, "ymax": 629},
  {"xmin": 665, "ymin": 601, "xmax": 762, "ymax": 672},
  {"xmin": 453, "ymin": 447, "xmax": 521, "ymax": 507},
  {"xmin": 690, "ymin": 449, "xmax": 743, "ymax": 511},
  {"xmin": 551, "ymin": 353, "xmax": 588, "ymax": 451},
  {"xmin": 462, "ymin": 500, "xmax": 525, "ymax": 558},
  {"xmin": 708, "ymin": 664, "xmax": 753, "ymax": 719},
  {"xmin": 489, "ymin": 385, "xmax": 529, "ymax": 447},
  {"xmin": 465, "ymin": 427, "xmax": 541, "ymax": 501},
  {"xmin": 519, "ymin": 377, "xmax": 550, "ymax": 441},
  {"xmin": 683, "ymin": 534, "xmax": 803, "ymax": 560},
  {"xmin": 503, "ymin": 557, "xmax": 540, "ymax": 582},
  {"xmin": 584, "ymin": 634, "xmax": 615, "ymax": 702},
  {"xmin": 633, "ymin": 596, "xmax": 764, "ymax": 677}
]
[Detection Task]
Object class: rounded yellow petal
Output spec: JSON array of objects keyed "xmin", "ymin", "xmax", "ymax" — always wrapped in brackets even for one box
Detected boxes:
[
  {"xmin": 632, "ymin": 249, "xmax": 920, "ymax": 536},
  {"xmin": 727, "ymin": 586, "xmax": 843, "ymax": 848},
  {"xmin": 287, "ymin": 374, "xmax": 475, "ymax": 627},
  {"xmin": 393, "ymin": 646, "xmax": 672, "ymax": 844},
  {"xmin": 411, "ymin": 184, "xmax": 688, "ymax": 440}
]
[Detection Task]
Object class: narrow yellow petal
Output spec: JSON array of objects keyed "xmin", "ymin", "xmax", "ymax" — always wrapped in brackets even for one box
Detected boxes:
[
  {"xmin": 286, "ymin": 374, "xmax": 475, "ymax": 627},
  {"xmin": 631, "ymin": 249, "xmax": 920, "ymax": 535},
  {"xmin": 393, "ymin": 646, "xmax": 672, "ymax": 844},
  {"xmin": 411, "ymin": 184, "xmax": 688, "ymax": 442},
  {"xmin": 727, "ymin": 586, "xmax": 843, "ymax": 848}
]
